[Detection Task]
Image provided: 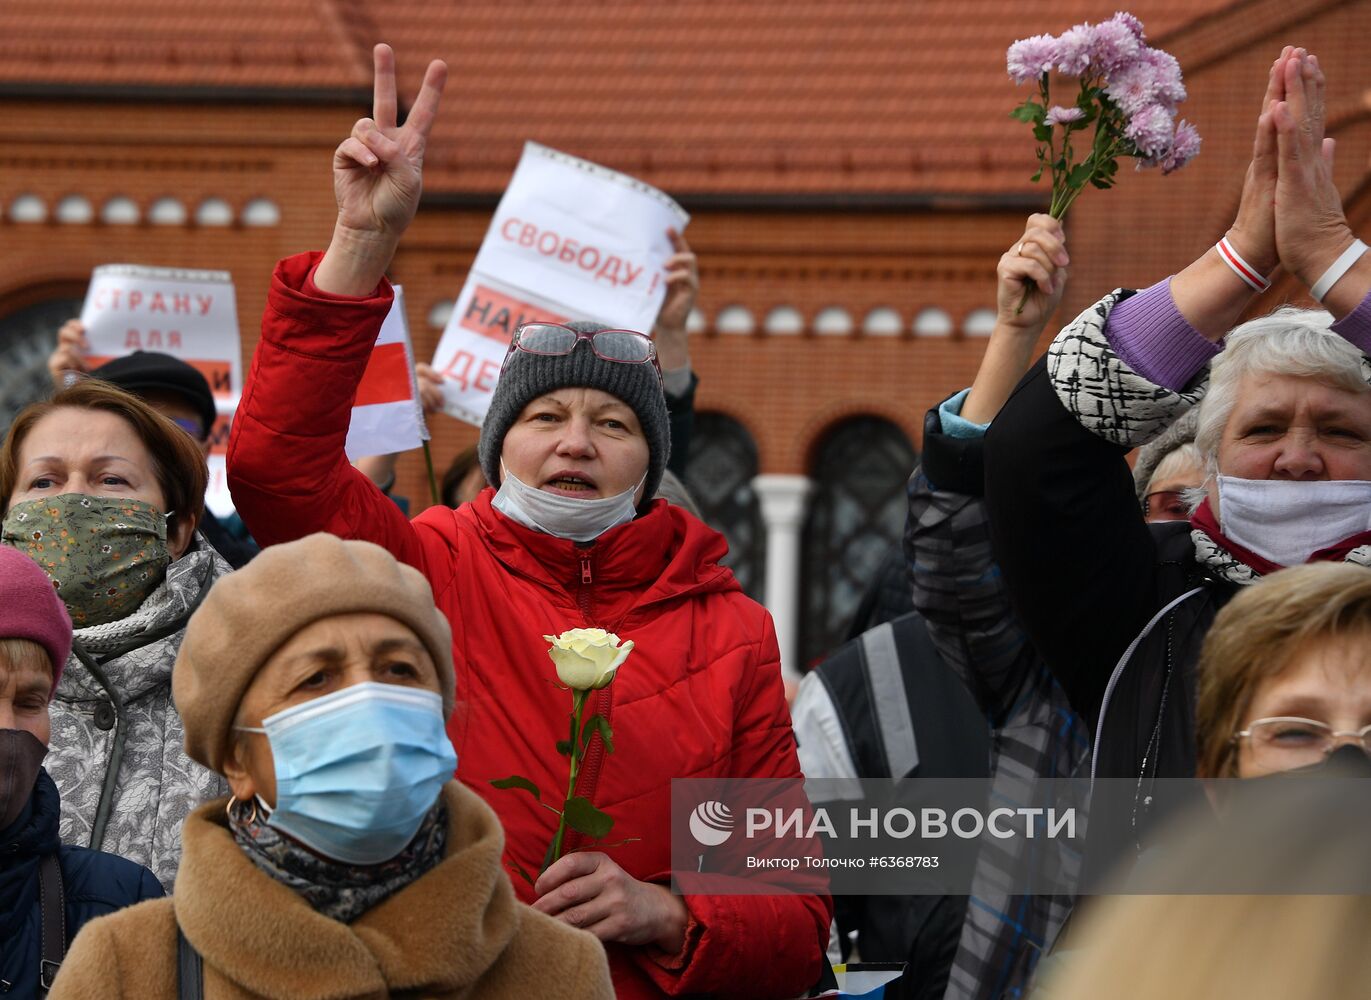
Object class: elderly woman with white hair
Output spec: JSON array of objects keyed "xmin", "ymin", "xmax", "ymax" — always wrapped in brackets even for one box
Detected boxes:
[{"xmin": 982, "ymin": 46, "xmax": 1371, "ymax": 883}]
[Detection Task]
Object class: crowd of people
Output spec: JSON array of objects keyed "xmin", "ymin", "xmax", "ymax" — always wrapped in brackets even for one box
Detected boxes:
[{"xmin": 0, "ymin": 38, "xmax": 1368, "ymax": 1000}]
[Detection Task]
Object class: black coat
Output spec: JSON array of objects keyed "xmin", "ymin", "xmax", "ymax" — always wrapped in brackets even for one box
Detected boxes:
[
  {"xmin": 983, "ymin": 357, "xmax": 1235, "ymax": 886},
  {"xmin": 0, "ymin": 768, "xmax": 163, "ymax": 996}
]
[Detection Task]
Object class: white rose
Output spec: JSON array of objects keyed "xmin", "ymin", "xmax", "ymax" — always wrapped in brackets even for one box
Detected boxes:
[{"xmin": 544, "ymin": 628, "xmax": 634, "ymax": 691}]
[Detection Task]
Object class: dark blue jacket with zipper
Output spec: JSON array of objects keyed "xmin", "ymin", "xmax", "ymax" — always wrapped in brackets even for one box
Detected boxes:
[{"xmin": 0, "ymin": 768, "xmax": 163, "ymax": 997}]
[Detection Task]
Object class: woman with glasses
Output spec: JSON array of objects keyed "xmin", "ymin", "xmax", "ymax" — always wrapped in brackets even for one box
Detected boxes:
[
  {"xmin": 226, "ymin": 45, "xmax": 830, "ymax": 1000},
  {"xmin": 1197, "ymin": 561, "xmax": 1371, "ymax": 779}
]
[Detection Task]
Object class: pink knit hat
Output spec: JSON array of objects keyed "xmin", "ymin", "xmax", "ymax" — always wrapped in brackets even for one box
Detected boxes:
[{"xmin": 0, "ymin": 545, "xmax": 73, "ymax": 695}]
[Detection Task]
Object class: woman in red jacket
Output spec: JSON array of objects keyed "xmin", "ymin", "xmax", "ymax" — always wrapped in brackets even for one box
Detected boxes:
[{"xmin": 227, "ymin": 45, "xmax": 830, "ymax": 999}]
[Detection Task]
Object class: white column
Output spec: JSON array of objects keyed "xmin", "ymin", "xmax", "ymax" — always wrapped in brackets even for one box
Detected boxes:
[{"xmin": 752, "ymin": 473, "xmax": 814, "ymax": 685}]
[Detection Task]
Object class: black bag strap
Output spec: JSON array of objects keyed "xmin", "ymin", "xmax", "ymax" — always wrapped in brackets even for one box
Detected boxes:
[
  {"xmin": 177, "ymin": 925, "xmax": 204, "ymax": 1000},
  {"xmin": 37, "ymin": 852, "xmax": 66, "ymax": 994}
]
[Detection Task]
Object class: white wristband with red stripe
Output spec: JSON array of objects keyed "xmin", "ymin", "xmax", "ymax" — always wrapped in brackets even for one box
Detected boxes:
[{"xmin": 1216, "ymin": 237, "xmax": 1271, "ymax": 293}]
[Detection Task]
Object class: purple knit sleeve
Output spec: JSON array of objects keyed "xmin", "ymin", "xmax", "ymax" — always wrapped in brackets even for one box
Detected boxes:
[
  {"xmin": 1330, "ymin": 289, "xmax": 1371, "ymax": 356},
  {"xmin": 1105, "ymin": 277, "xmax": 1221, "ymax": 392}
]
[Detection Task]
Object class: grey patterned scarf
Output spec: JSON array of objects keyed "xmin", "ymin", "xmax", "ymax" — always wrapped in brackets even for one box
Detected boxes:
[{"xmin": 228, "ymin": 796, "xmax": 448, "ymax": 923}]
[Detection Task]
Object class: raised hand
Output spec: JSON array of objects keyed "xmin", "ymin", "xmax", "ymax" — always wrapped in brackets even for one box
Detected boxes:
[
  {"xmin": 652, "ymin": 228, "xmax": 699, "ymax": 373},
  {"xmin": 997, "ymin": 213, "xmax": 1069, "ymax": 334},
  {"xmin": 414, "ymin": 362, "xmax": 446, "ymax": 415},
  {"xmin": 961, "ymin": 215, "xmax": 1069, "ymax": 425},
  {"xmin": 315, "ymin": 44, "xmax": 448, "ymax": 296},
  {"xmin": 48, "ymin": 318, "xmax": 90, "ymax": 388},
  {"xmin": 1225, "ymin": 46, "xmax": 1292, "ymax": 279},
  {"xmin": 1272, "ymin": 50, "xmax": 1354, "ymax": 290}
]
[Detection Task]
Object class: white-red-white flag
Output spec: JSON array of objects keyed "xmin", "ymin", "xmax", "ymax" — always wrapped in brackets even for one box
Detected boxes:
[{"xmin": 345, "ymin": 286, "xmax": 429, "ymax": 460}]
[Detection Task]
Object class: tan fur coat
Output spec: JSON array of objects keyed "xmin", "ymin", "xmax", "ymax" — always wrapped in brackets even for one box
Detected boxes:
[{"xmin": 48, "ymin": 782, "xmax": 612, "ymax": 999}]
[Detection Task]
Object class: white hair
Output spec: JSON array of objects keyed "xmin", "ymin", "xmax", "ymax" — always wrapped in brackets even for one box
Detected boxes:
[{"xmin": 1193, "ymin": 306, "xmax": 1370, "ymax": 475}]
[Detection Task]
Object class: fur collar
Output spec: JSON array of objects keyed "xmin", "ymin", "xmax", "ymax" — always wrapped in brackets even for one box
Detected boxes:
[{"xmin": 173, "ymin": 781, "xmax": 520, "ymax": 998}]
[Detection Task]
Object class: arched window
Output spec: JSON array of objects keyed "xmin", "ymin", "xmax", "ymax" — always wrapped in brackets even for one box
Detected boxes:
[
  {"xmin": 0, "ymin": 295, "xmax": 86, "ymax": 431},
  {"xmin": 800, "ymin": 416, "xmax": 917, "ymax": 665},
  {"xmin": 100, "ymin": 196, "xmax": 140, "ymax": 225},
  {"xmin": 813, "ymin": 306, "xmax": 854, "ymax": 337},
  {"xmin": 9, "ymin": 194, "xmax": 46, "ymax": 223},
  {"xmin": 148, "ymin": 197, "xmax": 187, "ymax": 225},
  {"xmin": 862, "ymin": 307, "xmax": 903, "ymax": 337},
  {"xmin": 241, "ymin": 198, "xmax": 282, "ymax": 227},
  {"xmin": 55, "ymin": 195, "xmax": 93, "ymax": 224},
  {"xmin": 195, "ymin": 198, "xmax": 234, "ymax": 227},
  {"xmin": 913, "ymin": 307, "xmax": 953, "ymax": 337},
  {"xmin": 715, "ymin": 305, "xmax": 755, "ymax": 335},
  {"xmin": 763, "ymin": 305, "xmax": 804, "ymax": 336},
  {"xmin": 963, "ymin": 308, "xmax": 997, "ymax": 337},
  {"xmin": 684, "ymin": 413, "xmax": 766, "ymax": 600},
  {"xmin": 428, "ymin": 300, "xmax": 455, "ymax": 330}
]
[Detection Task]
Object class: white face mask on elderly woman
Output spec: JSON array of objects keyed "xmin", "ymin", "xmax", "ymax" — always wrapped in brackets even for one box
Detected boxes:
[
  {"xmin": 493, "ymin": 464, "xmax": 644, "ymax": 543},
  {"xmin": 1218, "ymin": 475, "xmax": 1371, "ymax": 567}
]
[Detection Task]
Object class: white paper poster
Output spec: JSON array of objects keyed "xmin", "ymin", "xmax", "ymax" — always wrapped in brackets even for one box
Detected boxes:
[
  {"xmin": 431, "ymin": 142, "xmax": 690, "ymax": 425},
  {"xmin": 78, "ymin": 265, "xmax": 241, "ymax": 518},
  {"xmin": 345, "ymin": 286, "xmax": 429, "ymax": 460}
]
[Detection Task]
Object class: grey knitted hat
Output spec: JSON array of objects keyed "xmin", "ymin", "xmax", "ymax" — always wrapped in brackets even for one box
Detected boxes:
[
  {"xmin": 1133, "ymin": 407, "xmax": 1202, "ymax": 502},
  {"xmin": 479, "ymin": 321, "xmax": 670, "ymax": 504}
]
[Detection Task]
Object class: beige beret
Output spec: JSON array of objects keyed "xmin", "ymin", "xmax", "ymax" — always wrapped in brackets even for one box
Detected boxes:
[{"xmin": 174, "ymin": 533, "xmax": 455, "ymax": 773}]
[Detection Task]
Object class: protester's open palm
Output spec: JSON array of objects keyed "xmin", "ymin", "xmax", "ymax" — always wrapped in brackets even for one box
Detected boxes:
[
  {"xmin": 1272, "ymin": 50, "xmax": 1347, "ymax": 283},
  {"xmin": 333, "ymin": 44, "xmax": 447, "ymax": 240}
]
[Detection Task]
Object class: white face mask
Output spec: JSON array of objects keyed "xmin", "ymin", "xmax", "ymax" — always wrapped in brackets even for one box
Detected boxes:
[
  {"xmin": 1217, "ymin": 475, "xmax": 1371, "ymax": 567},
  {"xmin": 492, "ymin": 464, "xmax": 644, "ymax": 542}
]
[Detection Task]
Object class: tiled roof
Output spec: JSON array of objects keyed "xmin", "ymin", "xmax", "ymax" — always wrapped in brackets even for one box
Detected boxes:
[
  {"xmin": 0, "ymin": 0, "xmax": 370, "ymax": 91},
  {"xmin": 0, "ymin": 0, "xmax": 1241, "ymax": 194}
]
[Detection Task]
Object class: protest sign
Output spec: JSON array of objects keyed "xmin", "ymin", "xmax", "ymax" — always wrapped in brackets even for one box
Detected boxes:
[
  {"xmin": 79, "ymin": 265, "xmax": 241, "ymax": 517},
  {"xmin": 431, "ymin": 141, "xmax": 690, "ymax": 425},
  {"xmin": 345, "ymin": 285, "xmax": 429, "ymax": 460}
]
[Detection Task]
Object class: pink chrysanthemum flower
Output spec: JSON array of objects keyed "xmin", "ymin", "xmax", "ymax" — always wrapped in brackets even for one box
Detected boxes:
[
  {"xmin": 1007, "ymin": 34, "xmax": 1060, "ymax": 84},
  {"xmin": 1090, "ymin": 19, "xmax": 1143, "ymax": 75},
  {"xmin": 1105, "ymin": 60, "xmax": 1162, "ymax": 116},
  {"xmin": 1045, "ymin": 106, "xmax": 1086, "ymax": 126},
  {"xmin": 1141, "ymin": 48, "xmax": 1186, "ymax": 107},
  {"xmin": 1162, "ymin": 120, "xmax": 1202, "ymax": 174},
  {"xmin": 1126, "ymin": 103, "xmax": 1177, "ymax": 158},
  {"xmin": 1111, "ymin": 11, "xmax": 1147, "ymax": 42},
  {"xmin": 1055, "ymin": 23, "xmax": 1098, "ymax": 76}
]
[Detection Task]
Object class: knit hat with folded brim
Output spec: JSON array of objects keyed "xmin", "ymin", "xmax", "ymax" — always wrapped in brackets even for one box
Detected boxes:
[
  {"xmin": 1133, "ymin": 407, "xmax": 1202, "ymax": 502},
  {"xmin": 478, "ymin": 321, "xmax": 671, "ymax": 505},
  {"xmin": 173, "ymin": 533, "xmax": 454, "ymax": 773},
  {"xmin": 0, "ymin": 545, "xmax": 73, "ymax": 695}
]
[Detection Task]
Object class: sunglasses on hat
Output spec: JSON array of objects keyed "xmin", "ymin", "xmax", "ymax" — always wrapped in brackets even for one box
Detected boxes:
[{"xmin": 502, "ymin": 323, "xmax": 662, "ymax": 384}]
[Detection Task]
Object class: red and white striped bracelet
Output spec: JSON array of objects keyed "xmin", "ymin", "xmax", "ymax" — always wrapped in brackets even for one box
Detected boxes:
[{"xmin": 1215, "ymin": 237, "xmax": 1271, "ymax": 293}]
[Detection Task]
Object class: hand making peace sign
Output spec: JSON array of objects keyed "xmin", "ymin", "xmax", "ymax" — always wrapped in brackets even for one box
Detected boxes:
[{"xmin": 315, "ymin": 44, "xmax": 448, "ymax": 296}]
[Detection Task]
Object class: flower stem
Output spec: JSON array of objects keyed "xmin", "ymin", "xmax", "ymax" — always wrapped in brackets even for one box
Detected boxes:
[{"xmin": 545, "ymin": 689, "xmax": 588, "ymax": 871}]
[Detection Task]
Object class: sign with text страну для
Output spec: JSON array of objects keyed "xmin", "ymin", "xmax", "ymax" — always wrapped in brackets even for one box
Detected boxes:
[{"xmin": 79, "ymin": 265, "xmax": 241, "ymax": 518}]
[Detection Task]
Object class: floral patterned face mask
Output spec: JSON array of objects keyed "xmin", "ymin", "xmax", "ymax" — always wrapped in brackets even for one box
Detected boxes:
[{"xmin": 2, "ymin": 494, "xmax": 173, "ymax": 628}]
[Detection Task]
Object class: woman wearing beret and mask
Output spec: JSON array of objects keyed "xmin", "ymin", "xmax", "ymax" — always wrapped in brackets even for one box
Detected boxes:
[
  {"xmin": 227, "ymin": 46, "xmax": 831, "ymax": 1000},
  {"xmin": 1, "ymin": 379, "xmax": 230, "ymax": 889},
  {"xmin": 48, "ymin": 533, "xmax": 612, "ymax": 999}
]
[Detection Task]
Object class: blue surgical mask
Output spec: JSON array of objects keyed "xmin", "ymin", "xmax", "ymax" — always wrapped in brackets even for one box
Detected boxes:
[
  {"xmin": 492, "ymin": 463, "xmax": 644, "ymax": 542},
  {"xmin": 236, "ymin": 682, "xmax": 457, "ymax": 865}
]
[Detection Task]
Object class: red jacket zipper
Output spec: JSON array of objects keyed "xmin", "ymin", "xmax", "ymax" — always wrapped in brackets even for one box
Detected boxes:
[{"xmin": 567, "ymin": 548, "xmax": 612, "ymax": 852}]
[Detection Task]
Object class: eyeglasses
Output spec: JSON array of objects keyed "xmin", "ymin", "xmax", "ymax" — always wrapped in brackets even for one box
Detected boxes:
[
  {"xmin": 1232, "ymin": 717, "xmax": 1371, "ymax": 770},
  {"xmin": 1143, "ymin": 490, "xmax": 1191, "ymax": 522},
  {"xmin": 504, "ymin": 323, "xmax": 661, "ymax": 383}
]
